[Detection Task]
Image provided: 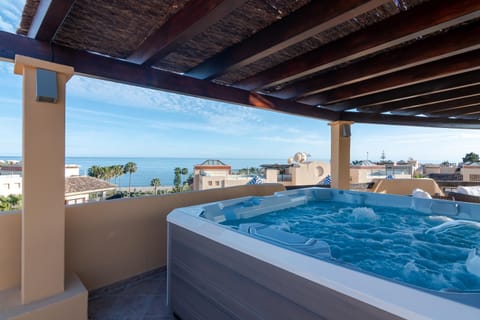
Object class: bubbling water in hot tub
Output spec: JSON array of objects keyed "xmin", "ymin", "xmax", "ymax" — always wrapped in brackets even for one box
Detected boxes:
[{"xmin": 222, "ymin": 201, "xmax": 480, "ymax": 292}]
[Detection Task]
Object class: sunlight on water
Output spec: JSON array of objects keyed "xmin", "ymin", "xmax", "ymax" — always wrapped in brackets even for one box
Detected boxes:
[
  {"xmin": 223, "ymin": 201, "xmax": 480, "ymax": 292},
  {"xmin": 467, "ymin": 248, "xmax": 480, "ymax": 277},
  {"xmin": 425, "ymin": 220, "xmax": 480, "ymax": 235}
]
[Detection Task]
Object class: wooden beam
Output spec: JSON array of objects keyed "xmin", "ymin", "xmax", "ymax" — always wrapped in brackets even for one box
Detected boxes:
[
  {"xmin": 234, "ymin": 0, "xmax": 480, "ymax": 91},
  {"xmin": 428, "ymin": 104, "xmax": 480, "ymax": 118},
  {"xmin": 128, "ymin": 0, "xmax": 247, "ymax": 65},
  {"xmin": 271, "ymin": 21, "xmax": 480, "ymax": 99},
  {"xmin": 299, "ymin": 49, "xmax": 480, "ymax": 105},
  {"xmin": 392, "ymin": 95, "xmax": 480, "ymax": 116},
  {"xmin": 357, "ymin": 85, "xmax": 480, "ymax": 114},
  {"xmin": 0, "ymin": 31, "xmax": 338, "ymax": 122},
  {"xmin": 319, "ymin": 70, "xmax": 480, "ymax": 111},
  {"xmin": 185, "ymin": 0, "xmax": 388, "ymax": 80},
  {"xmin": 27, "ymin": 0, "xmax": 75, "ymax": 41},
  {"xmin": 340, "ymin": 112, "xmax": 480, "ymax": 129}
]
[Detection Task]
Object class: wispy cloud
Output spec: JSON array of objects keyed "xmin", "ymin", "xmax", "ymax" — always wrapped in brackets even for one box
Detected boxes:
[
  {"xmin": 68, "ymin": 76, "xmax": 261, "ymax": 126},
  {"xmin": 0, "ymin": 0, "xmax": 24, "ymax": 33},
  {"xmin": 351, "ymin": 125, "xmax": 480, "ymax": 162},
  {"xmin": 0, "ymin": 15, "xmax": 14, "ymax": 32},
  {"xmin": 0, "ymin": 97, "xmax": 22, "ymax": 106},
  {"xmin": 258, "ymin": 134, "xmax": 328, "ymax": 146}
]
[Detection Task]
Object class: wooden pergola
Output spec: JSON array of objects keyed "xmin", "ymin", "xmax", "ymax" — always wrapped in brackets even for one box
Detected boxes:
[
  {"xmin": 1, "ymin": 0, "xmax": 479, "ymax": 128},
  {"xmin": 1, "ymin": 1, "xmax": 480, "ymax": 317}
]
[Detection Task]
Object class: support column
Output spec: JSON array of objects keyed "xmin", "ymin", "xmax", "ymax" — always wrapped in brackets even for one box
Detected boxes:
[
  {"xmin": 14, "ymin": 55, "xmax": 74, "ymax": 304},
  {"xmin": 329, "ymin": 121, "xmax": 353, "ymax": 190}
]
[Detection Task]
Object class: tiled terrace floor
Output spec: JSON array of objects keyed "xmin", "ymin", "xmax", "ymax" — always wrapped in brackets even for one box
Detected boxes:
[{"xmin": 88, "ymin": 267, "xmax": 175, "ymax": 320}]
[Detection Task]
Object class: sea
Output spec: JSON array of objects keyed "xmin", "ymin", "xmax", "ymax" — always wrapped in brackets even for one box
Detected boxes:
[{"xmin": 0, "ymin": 156, "xmax": 286, "ymax": 187}]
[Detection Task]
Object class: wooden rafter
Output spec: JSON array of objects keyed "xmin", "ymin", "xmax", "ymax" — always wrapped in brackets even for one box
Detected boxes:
[
  {"xmin": 357, "ymin": 85, "xmax": 480, "ymax": 114},
  {"xmin": 128, "ymin": 0, "xmax": 247, "ymax": 65},
  {"xmin": 27, "ymin": 0, "xmax": 75, "ymax": 41},
  {"xmin": 299, "ymin": 49, "xmax": 480, "ymax": 106},
  {"xmin": 0, "ymin": 31, "xmax": 338, "ymax": 122},
  {"xmin": 185, "ymin": 0, "xmax": 388, "ymax": 80},
  {"xmin": 392, "ymin": 95, "xmax": 480, "ymax": 116},
  {"xmin": 271, "ymin": 21, "xmax": 480, "ymax": 100},
  {"xmin": 340, "ymin": 112, "xmax": 480, "ymax": 129},
  {"xmin": 235, "ymin": 0, "xmax": 480, "ymax": 91},
  {"xmin": 321, "ymin": 70, "xmax": 480, "ymax": 112},
  {"xmin": 428, "ymin": 104, "xmax": 480, "ymax": 118}
]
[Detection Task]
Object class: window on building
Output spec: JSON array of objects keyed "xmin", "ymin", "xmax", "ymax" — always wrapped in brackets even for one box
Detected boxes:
[
  {"xmin": 469, "ymin": 174, "xmax": 480, "ymax": 182},
  {"xmin": 215, "ymin": 181, "xmax": 220, "ymax": 186},
  {"xmin": 208, "ymin": 181, "xmax": 213, "ymax": 186}
]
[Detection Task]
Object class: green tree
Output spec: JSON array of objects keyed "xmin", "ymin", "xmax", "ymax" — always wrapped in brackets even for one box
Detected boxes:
[
  {"xmin": 103, "ymin": 166, "xmax": 114, "ymax": 180},
  {"xmin": 151, "ymin": 178, "xmax": 161, "ymax": 195},
  {"xmin": 0, "ymin": 194, "xmax": 22, "ymax": 212},
  {"xmin": 173, "ymin": 167, "xmax": 182, "ymax": 190},
  {"xmin": 88, "ymin": 165, "xmax": 103, "ymax": 179},
  {"xmin": 0, "ymin": 196, "xmax": 11, "ymax": 211},
  {"xmin": 462, "ymin": 152, "xmax": 479, "ymax": 163},
  {"xmin": 186, "ymin": 173, "xmax": 194, "ymax": 187},
  {"xmin": 440, "ymin": 161, "xmax": 451, "ymax": 167},
  {"xmin": 181, "ymin": 168, "xmax": 188, "ymax": 184},
  {"xmin": 124, "ymin": 162, "xmax": 137, "ymax": 195},
  {"xmin": 114, "ymin": 165, "xmax": 124, "ymax": 186}
]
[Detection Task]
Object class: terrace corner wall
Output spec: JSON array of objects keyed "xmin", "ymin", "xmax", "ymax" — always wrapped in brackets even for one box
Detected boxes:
[
  {"xmin": 0, "ymin": 211, "xmax": 21, "ymax": 290},
  {"xmin": 0, "ymin": 184, "xmax": 285, "ymax": 292}
]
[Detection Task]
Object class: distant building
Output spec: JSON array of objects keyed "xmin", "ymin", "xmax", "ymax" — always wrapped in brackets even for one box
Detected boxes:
[
  {"xmin": 0, "ymin": 161, "xmax": 22, "ymax": 175},
  {"xmin": 0, "ymin": 160, "xmax": 114, "ymax": 203},
  {"xmin": 262, "ymin": 161, "xmax": 330, "ymax": 186},
  {"xmin": 461, "ymin": 162, "xmax": 480, "ymax": 183},
  {"xmin": 0, "ymin": 175, "xmax": 22, "ymax": 197},
  {"xmin": 65, "ymin": 176, "xmax": 116, "ymax": 205},
  {"xmin": 193, "ymin": 160, "xmax": 251, "ymax": 191},
  {"xmin": 422, "ymin": 164, "xmax": 456, "ymax": 176},
  {"xmin": 350, "ymin": 160, "xmax": 416, "ymax": 184},
  {"xmin": 0, "ymin": 160, "xmax": 81, "ymax": 177}
]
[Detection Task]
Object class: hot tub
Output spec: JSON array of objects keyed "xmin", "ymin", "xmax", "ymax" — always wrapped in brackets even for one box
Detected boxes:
[{"xmin": 167, "ymin": 188, "xmax": 480, "ymax": 319}]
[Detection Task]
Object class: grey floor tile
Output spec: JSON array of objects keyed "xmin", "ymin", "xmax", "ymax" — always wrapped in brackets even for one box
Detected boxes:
[{"xmin": 88, "ymin": 268, "xmax": 173, "ymax": 320}]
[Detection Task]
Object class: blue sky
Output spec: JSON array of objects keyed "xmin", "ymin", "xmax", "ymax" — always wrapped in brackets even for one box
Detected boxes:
[{"xmin": 1, "ymin": 1, "xmax": 479, "ymax": 163}]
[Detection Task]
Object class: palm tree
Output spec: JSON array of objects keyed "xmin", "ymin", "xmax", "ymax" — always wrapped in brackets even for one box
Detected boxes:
[
  {"xmin": 88, "ymin": 165, "xmax": 103, "ymax": 179},
  {"xmin": 124, "ymin": 162, "xmax": 137, "ymax": 195},
  {"xmin": 114, "ymin": 164, "xmax": 124, "ymax": 186},
  {"xmin": 104, "ymin": 166, "xmax": 114, "ymax": 181},
  {"xmin": 150, "ymin": 178, "xmax": 161, "ymax": 195},
  {"xmin": 181, "ymin": 168, "xmax": 188, "ymax": 185},
  {"xmin": 173, "ymin": 167, "xmax": 182, "ymax": 192}
]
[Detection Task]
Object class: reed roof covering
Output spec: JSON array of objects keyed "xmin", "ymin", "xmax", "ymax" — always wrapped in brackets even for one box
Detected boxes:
[{"xmin": 6, "ymin": 0, "xmax": 480, "ymax": 128}]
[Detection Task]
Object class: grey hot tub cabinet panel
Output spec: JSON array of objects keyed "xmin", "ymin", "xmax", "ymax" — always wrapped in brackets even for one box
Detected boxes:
[{"xmin": 168, "ymin": 224, "xmax": 401, "ymax": 320}]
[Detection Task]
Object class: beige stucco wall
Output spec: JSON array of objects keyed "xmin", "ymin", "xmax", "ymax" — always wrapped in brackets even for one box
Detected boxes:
[
  {"xmin": 370, "ymin": 178, "xmax": 444, "ymax": 196},
  {"xmin": 0, "ymin": 211, "xmax": 21, "ymax": 290},
  {"xmin": 264, "ymin": 161, "xmax": 330, "ymax": 186},
  {"xmin": 423, "ymin": 166, "xmax": 441, "ymax": 175},
  {"xmin": 290, "ymin": 161, "xmax": 330, "ymax": 185},
  {"xmin": 0, "ymin": 184, "xmax": 285, "ymax": 292}
]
